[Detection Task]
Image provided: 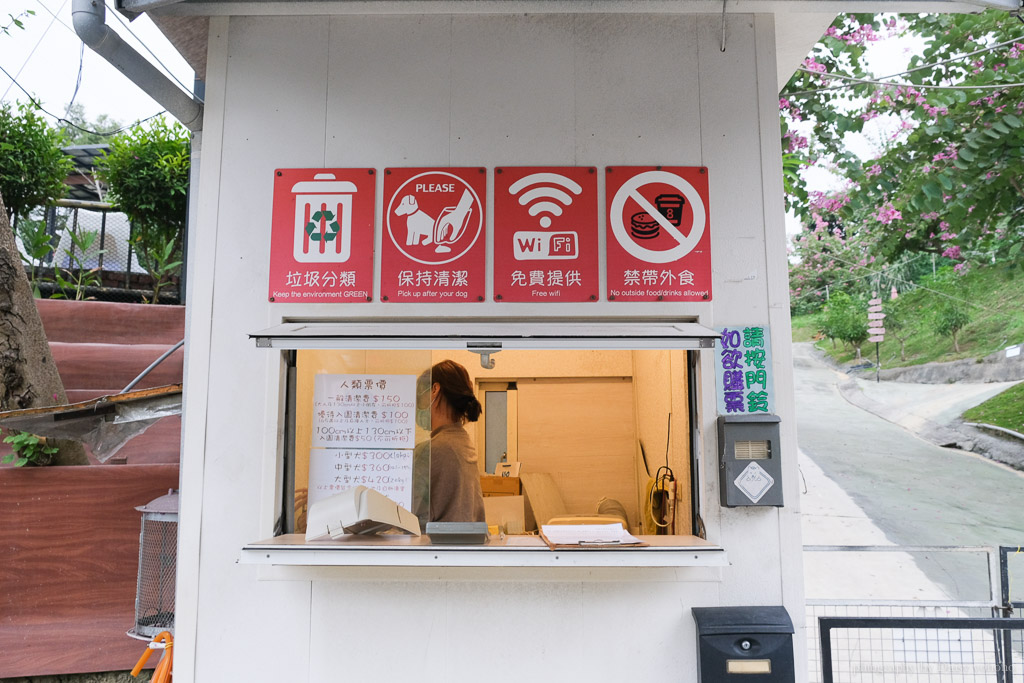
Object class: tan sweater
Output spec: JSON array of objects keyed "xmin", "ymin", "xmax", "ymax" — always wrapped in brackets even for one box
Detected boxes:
[{"xmin": 428, "ymin": 423, "xmax": 486, "ymax": 524}]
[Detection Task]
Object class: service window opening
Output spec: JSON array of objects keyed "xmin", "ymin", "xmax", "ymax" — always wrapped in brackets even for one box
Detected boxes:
[{"xmin": 287, "ymin": 347, "xmax": 698, "ymax": 540}]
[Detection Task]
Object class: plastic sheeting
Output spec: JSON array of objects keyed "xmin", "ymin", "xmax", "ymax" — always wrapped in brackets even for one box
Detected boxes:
[{"xmin": 0, "ymin": 387, "xmax": 181, "ymax": 463}]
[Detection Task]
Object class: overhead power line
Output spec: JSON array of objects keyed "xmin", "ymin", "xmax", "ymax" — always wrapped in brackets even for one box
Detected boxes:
[
  {"xmin": 790, "ymin": 69, "xmax": 1024, "ymax": 96},
  {"xmin": 0, "ymin": 62, "xmax": 165, "ymax": 136},
  {"xmin": 0, "ymin": 0, "xmax": 69, "ymax": 101},
  {"xmin": 786, "ymin": 32, "xmax": 1024, "ymax": 97},
  {"xmin": 102, "ymin": 0, "xmax": 201, "ymax": 102}
]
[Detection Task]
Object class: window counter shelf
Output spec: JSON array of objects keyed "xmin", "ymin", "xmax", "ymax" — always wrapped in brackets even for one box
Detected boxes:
[{"xmin": 240, "ymin": 533, "xmax": 727, "ymax": 568}]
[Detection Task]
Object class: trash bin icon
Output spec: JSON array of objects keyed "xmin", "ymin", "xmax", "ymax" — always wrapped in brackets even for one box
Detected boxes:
[{"xmin": 292, "ymin": 173, "xmax": 357, "ymax": 263}]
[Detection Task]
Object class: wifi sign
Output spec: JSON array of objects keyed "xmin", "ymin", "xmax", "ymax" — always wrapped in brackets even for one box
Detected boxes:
[
  {"xmin": 494, "ymin": 167, "xmax": 599, "ymax": 304},
  {"xmin": 507, "ymin": 172, "xmax": 584, "ymax": 229}
]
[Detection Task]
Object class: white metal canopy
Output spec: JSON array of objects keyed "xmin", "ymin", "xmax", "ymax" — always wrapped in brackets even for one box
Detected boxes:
[{"xmin": 249, "ymin": 320, "xmax": 719, "ymax": 350}]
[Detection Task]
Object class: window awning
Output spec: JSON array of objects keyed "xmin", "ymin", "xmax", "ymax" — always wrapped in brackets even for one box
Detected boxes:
[{"xmin": 249, "ymin": 320, "xmax": 718, "ymax": 350}]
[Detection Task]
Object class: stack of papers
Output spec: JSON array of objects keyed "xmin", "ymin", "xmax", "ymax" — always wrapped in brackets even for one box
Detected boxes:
[{"xmin": 539, "ymin": 524, "xmax": 645, "ymax": 548}]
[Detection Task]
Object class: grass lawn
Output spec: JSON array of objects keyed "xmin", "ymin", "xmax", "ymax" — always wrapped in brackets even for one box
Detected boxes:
[{"xmin": 962, "ymin": 381, "xmax": 1024, "ymax": 434}]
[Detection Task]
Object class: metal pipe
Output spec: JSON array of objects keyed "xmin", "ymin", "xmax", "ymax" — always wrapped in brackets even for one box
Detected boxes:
[
  {"xmin": 72, "ymin": 0, "xmax": 203, "ymax": 132},
  {"xmin": 121, "ymin": 339, "xmax": 184, "ymax": 394}
]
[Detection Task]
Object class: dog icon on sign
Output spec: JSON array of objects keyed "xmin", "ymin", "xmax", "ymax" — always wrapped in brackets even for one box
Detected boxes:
[{"xmin": 393, "ymin": 190, "xmax": 474, "ymax": 254}]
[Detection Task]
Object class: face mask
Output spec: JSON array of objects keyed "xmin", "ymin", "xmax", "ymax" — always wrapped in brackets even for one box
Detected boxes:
[{"xmin": 416, "ymin": 394, "xmax": 438, "ymax": 430}]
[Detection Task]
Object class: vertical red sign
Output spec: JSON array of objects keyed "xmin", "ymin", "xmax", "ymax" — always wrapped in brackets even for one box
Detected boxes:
[
  {"xmin": 268, "ymin": 169, "xmax": 376, "ymax": 303},
  {"xmin": 381, "ymin": 168, "xmax": 486, "ymax": 303},
  {"xmin": 605, "ymin": 166, "xmax": 712, "ymax": 302},
  {"xmin": 493, "ymin": 167, "xmax": 599, "ymax": 303}
]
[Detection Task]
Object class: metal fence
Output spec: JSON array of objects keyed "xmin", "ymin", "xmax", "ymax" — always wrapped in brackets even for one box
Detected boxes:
[
  {"xmin": 808, "ymin": 546, "xmax": 1024, "ymax": 683},
  {"xmin": 819, "ymin": 617, "xmax": 1024, "ymax": 683},
  {"xmin": 13, "ymin": 201, "xmax": 182, "ymax": 305}
]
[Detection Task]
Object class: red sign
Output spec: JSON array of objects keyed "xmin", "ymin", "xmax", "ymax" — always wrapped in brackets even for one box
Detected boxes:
[
  {"xmin": 381, "ymin": 168, "xmax": 486, "ymax": 303},
  {"xmin": 605, "ymin": 166, "xmax": 712, "ymax": 302},
  {"xmin": 268, "ymin": 169, "xmax": 376, "ymax": 302},
  {"xmin": 493, "ymin": 167, "xmax": 599, "ymax": 303}
]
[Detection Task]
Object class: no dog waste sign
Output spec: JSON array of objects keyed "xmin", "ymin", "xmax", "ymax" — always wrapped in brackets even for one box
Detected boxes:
[{"xmin": 380, "ymin": 168, "xmax": 487, "ymax": 303}]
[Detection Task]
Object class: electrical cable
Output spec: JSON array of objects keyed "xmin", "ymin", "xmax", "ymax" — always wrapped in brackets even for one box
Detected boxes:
[
  {"xmin": 786, "ymin": 32, "xmax": 1024, "ymax": 97},
  {"xmin": 0, "ymin": 62, "xmax": 166, "ymax": 135},
  {"xmin": 32, "ymin": 0, "xmax": 77, "ymax": 37},
  {"xmin": 790, "ymin": 68, "xmax": 1024, "ymax": 96},
  {"xmin": 61, "ymin": 41, "xmax": 84, "ymax": 128},
  {"xmin": 102, "ymin": 0, "xmax": 201, "ymax": 103},
  {"xmin": 0, "ymin": 0, "xmax": 69, "ymax": 101},
  {"xmin": 825, "ymin": 251, "xmax": 1011, "ymax": 316},
  {"xmin": 790, "ymin": 252, "xmax": 931, "ymax": 303},
  {"xmin": 649, "ymin": 414, "xmax": 675, "ymax": 531}
]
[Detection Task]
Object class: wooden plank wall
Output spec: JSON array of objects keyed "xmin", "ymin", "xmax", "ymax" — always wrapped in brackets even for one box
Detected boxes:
[
  {"xmin": 516, "ymin": 378, "xmax": 639, "ymax": 526},
  {"xmin": 0, "ymin": 464, "xmax": 180, "ymax": 678}
]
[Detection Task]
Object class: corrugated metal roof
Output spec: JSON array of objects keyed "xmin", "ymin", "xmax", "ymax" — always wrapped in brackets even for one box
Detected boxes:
[{"xmin": 62, "ymin": 144, "xmax": 110, "ymax": 202}]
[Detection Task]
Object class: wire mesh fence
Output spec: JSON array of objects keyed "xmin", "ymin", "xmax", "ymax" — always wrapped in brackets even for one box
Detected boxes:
[
  {"xmin": 819, "ymin": 617, "xmax": 1024, "ymax": 683},
  {"xmin": 12, "ymin": 202, "xmax": 182, "ymax": 305},
  {"xmin": 806, "ymin": 546, "xmax": 1024, "ymax": 683}
]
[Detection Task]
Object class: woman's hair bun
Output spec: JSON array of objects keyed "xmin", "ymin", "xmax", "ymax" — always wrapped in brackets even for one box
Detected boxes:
[{"xmin": 464, "ymin": 396, "xmax": 482, "ymax": 422}]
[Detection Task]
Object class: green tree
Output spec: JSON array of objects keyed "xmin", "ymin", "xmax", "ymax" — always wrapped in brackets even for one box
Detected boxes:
[
  {"xmin": 97, "ymin": 117, "xmax": 190, "ymax": 302},
  {"xmin": 928, "ymin": 268, "xmax": 973, "ymax": 353},
  {"xmin": 821, "ymin": 291, "xmax": 869, "ymax": 358},
  {"xmin": 0, "ymin": 101, "xmax": 73, "ymax": 221},
  {"xmin": 883, "ymin": 295, "xmax": 917, "ymax": 362},
  {"xmin": 61, "ymin": 103, "xmax": 123, "ymax": 146}
]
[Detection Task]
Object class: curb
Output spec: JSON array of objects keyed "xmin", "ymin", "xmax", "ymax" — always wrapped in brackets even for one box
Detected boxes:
[
  {"xmin": 836, "ymin": 379, "xmax": 1024, "ymax": 471},
  {"xmin": 963, "ymin": 422, "xmax": 1024, "ymax": 443}
]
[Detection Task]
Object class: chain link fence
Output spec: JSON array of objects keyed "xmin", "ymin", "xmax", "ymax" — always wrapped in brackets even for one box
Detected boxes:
[{"xmin": 13, "ymin": 201, "xmax": 182, "ymax": 305}]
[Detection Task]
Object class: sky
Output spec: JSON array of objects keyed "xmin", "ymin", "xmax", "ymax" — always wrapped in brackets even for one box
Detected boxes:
[{"xmin": 1, "ymin": 0, "xmax": 195, "ymax": 131}]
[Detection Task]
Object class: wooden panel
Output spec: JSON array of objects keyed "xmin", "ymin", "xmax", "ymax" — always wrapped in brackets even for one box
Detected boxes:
[
  {"xmin": 49, "ymin": 342, "xmax": 184, "ymax": 394},
  {"xmin": 516, "ymin": 379, "xmax": 639, "ymax": 527},
  {"xmin": 37, "ymin": 299, "xmax": 184, "ymax": 345},
  {"xmin": 0, "ymin": 464, "xmax": 180, "ymax": 678}
]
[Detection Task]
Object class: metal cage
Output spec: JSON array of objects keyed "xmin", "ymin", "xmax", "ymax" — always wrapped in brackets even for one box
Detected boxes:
[{"xmin": 129, "ymin": 489, "xmax": 179, "ymax": 640}]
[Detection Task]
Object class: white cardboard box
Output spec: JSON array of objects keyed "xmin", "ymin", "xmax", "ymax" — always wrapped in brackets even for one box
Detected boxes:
[{"xmin": 305, "ymin": 486, "xmax": 421, "ymax": 540}]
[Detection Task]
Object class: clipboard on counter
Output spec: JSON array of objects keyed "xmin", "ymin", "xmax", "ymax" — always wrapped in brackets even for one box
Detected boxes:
[{"xmin": 539, "ymin": 524, "xmax": 648, "ymax": 550}]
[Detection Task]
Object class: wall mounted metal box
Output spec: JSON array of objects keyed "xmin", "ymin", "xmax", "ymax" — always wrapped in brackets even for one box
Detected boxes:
[
  {"xmin": 692, "ymin": 605, "xmax": 795, "ymax": 682},
  {"xmin": 717, "ymin": 414, "xmax": 782, "ymax": 507}
]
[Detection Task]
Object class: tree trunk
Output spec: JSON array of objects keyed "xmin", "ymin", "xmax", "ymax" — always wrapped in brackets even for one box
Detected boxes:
[
  {"xmin": 899, "ymin": 339, "xmax": 906, "ymax": 362},
  {"xmin": 952, "ymin": 330, "xmax": 960, "ymax": 354},
  {"xmin": 0, "ymin": 195, "xmax": 88, "ymax": 465}
]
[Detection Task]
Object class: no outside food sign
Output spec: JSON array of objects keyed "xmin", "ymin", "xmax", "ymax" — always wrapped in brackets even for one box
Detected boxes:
[{"xmin": 605, "ymin": 166, "xmax": 712, "ymax": 302}]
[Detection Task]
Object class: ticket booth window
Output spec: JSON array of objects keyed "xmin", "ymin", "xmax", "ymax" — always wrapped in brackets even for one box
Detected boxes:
[{"xmin": 252, "ymin": 321, "xmax": 716, "ymax": 542}]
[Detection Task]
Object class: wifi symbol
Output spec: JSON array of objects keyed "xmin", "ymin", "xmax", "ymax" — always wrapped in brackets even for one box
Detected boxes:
[{"xmin": 508, "ymin": 173, "xmax": 583, "ymax": 229}]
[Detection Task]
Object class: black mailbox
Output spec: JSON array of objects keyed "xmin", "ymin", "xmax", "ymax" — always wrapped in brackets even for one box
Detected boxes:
[{"xmin": 692, "ymin": 606, "xmax": 795, "ymax": 682}]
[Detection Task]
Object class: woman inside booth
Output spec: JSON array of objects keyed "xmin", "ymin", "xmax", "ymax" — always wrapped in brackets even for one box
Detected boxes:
[{"xmin": 414, "ymin": 360, "xmax": 486, "ymax": 525}]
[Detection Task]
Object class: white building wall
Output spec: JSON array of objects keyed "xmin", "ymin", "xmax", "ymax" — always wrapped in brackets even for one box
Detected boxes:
[{"xmin": 176, "ymin": 11, "xmax": 805, "ymax": 682}]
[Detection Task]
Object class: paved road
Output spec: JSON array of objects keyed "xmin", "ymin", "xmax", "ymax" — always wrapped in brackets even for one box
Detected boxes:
[{"xmin": 794, "ymin": 343, "xmax": 1024, "ymax": 601}]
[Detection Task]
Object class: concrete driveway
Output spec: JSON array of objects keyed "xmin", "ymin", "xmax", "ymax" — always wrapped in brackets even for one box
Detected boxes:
[{"xmin": 794, "ymin": 342, "xmax": 1024, "ymax": 602}]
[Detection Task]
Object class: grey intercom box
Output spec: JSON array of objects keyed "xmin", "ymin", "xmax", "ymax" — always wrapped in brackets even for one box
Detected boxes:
[{"xmin": 718, "ymin": 415, "xmax": 783, "ymax": 507}]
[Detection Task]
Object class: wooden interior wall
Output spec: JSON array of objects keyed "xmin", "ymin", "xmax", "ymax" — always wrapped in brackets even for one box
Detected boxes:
[
  {"xmin": 631, "ymin": 349, "xmax": 692, "ymax": 533},
  {"xmin": 0, "ymin": 464, "xmax": 180, "ymax": 678},
  {"xmin": 516, "ymin": 378, "xmax": 639, "ymax": 526}
]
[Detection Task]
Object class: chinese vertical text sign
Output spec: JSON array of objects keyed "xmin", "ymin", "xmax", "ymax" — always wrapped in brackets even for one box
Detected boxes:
[{"xmin": 715, "ymin": 326, "xmax": 774, "ymax": 415}]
